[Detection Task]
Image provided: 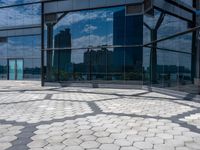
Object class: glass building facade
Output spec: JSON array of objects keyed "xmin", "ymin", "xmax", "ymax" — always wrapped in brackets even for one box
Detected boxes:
[
  {"xmin": 0, "ymin": 0, "xmax": 199, "ymax": 95},
  {"xmin": 44, "ymin": 7, "xmax": 143, "ymax": 83},
  {"xmin": 0, "ymin": 1, "xmax": 41, "ymax": 80}
]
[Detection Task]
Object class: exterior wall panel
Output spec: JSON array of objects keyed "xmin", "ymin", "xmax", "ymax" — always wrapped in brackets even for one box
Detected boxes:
[
  {"xmin": 44, "ymin": 0, "xmax": 143, "ymax": 14},
  {"xmin": 0, "ymin": 27, "xmax": 41, "ymax": 37}
]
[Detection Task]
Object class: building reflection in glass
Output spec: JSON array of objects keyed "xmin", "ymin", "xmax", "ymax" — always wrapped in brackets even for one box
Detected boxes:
[{"xmin": 45, "ymin": 7, "xmax": 143, "ymax": 82}]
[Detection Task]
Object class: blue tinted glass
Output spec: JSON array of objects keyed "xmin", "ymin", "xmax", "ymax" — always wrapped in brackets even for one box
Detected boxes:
[
  {"xmin": 0, "ymin": 59, "xmax": 7, "ymax": 79},
  {"xmin": 16, "ymin": 59, "xmax": 23, "ymax": 80},
  {"xmin": 9, "ymin": 60, "xmax": 15, "ymax": 80}
]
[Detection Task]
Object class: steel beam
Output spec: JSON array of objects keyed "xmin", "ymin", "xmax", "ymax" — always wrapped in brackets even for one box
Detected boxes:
[
  {"xmin": 43, "ymin": 0, "xmax": 193, "ymax": 22},
  {"xmin": 0, "ymin": 25, "xmax": 41, "ymax": 37},
  {"xmin": 154, "ymin": 0, "xmax": 193, "ymax": 22}
]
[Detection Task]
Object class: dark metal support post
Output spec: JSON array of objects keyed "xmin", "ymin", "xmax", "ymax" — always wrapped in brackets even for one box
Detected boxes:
[
  {"xmin": 41, "ymin": 2, "xmax": 44, "ymax": 86},
  {"xmin": 150, "ymin": 29, "xmax": 157, "ymax": 84},
  {"xmin": 191, "ymin": 17, "xmax": 196, "ymax": 82},
  {"xmin": 89, "ymin": 48, "xmax": 92, "ymax": 81},
  {"xmin": 195, "ymin": 0, "xmax": 200, "ymax": 93},
  {"xmin": 145, "ymin": 12, "xmax": 165, "ymax": 84},
  {"xmin": 46, "ymin": 24, "xmax": 54, "ymax": 81}
]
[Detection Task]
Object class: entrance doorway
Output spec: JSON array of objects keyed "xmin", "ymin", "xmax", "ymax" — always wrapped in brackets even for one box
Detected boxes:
[{"xmin": 8, "ymin": 59, "xmax": 23, "ymax": 80}]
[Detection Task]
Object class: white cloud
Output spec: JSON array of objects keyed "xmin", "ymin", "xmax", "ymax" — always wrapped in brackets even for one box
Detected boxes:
[
  {"xmin": 0, "ymin": 3, "xmax": 40, "ymax": 27},
  {"xmin": 57, "ymin": 10, "xmax": 113, "ymax": 27},
  {"xmin": 82, "ymin": 24, "xmax": 97, "ymax": 33}
]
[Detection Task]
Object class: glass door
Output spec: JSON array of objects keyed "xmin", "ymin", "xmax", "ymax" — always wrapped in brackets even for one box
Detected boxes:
[
  {"xmin": 8, "ymin": 59, "xmax": 23, "ymax": 80},
  {"xmin": 8, "ymin": 60, "xmax": 16, "ymax": 80},
  {"xmin": 16, "ymin": 59, "xmax": 23, "ymax": 80}
]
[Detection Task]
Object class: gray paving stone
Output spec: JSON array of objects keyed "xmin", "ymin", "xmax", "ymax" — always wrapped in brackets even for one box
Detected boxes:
[
  {"xmin": 80, "ymin": 141, "xmax": 100, "ymax": 149},
  {"xmin": 63, "ymin": 138, "xmax": 83, "ymax": 146},
  {"xmin": 0, "ymin": 142, "xmax": 12, "ymax": 150},
  {"xmin": 165, "ymin": 139, "xmax": 185, "ymax": 147},
  {"xmin": 80, "ymin": 135, "xmax": 97, "ymax": 141},
  {"xmin": 110, "ymin": 133, "xmax": 127, "ymax": 139},
  {"xmin": 94, "ymin": 131, "xmax": 110, "ymax": 137},
  {"xmin": 126, "ymin": 135, "xmax": 144, "ymax": 142},
  {"xmin": 154, "ymin": 144, "xmax": 175, "ymax": 150},
  {"xmin": 63, "ymin": 146, "xmax": 84, "ymax": 150},
  {"xmin": 43, "ymin": 144, "xmax": 65, "ymax": 150},
  {"xmin": 114, "ymin": 139, "xmax": 132, "ymax": 146},
  {"xmin": 145, "ymin": 137, "xmax": 164, "ymax": 144},
  {"xmin": 0, "ymin": 81, "xmax": 200, "ymax": 150},
  {"xmin": 134, "ymin": 141, "xmax": 153, "ymax": 149},
  {"xmin": 27, "ymin": 140, "xmax": 48, "ymax": 148},
  {"xmin": 185, "ymin": 142, "xmax": 200, "ymax": 149},
  {"xmin": 176, "ymin": 147, "xmax": 191, "ymax": 150},
  {"xmin": 97, "ymin": 137, "xmax": 114, "ymax": 144},
  {"xmin": 156, "ymin": 133, "xmax": 173, "ymax": 139},
  {"xmin": 99, "ymin": 144, "xmax": 120, "ymax": 150},
  {"xmin": 120, "ymin": 147, "xmax": 140, "ymax": 150}
]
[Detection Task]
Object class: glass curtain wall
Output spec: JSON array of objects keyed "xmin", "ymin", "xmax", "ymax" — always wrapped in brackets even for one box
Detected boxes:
[
  {"xmin": 143, "ymin": 8, "xmax": 198, "ymax": 94},
  {"xmin": 0, "ymin": 2, "xmax": 41, "ymax": 80},
  {"xmin": 44, "ymin": 6, "xmax": 143, "ymax": 84}
]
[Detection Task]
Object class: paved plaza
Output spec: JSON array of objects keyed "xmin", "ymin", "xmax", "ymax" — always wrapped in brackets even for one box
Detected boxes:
[{"xmin": 0, "ymin": 81, "xmax": 200, "ymax": 150}]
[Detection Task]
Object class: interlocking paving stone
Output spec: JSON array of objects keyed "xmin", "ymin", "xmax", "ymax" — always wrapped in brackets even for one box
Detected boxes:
[
  {"xmin": 180, "ymin": 113, "xmax": 200, "ymax": 129},
  {"xmin": 52, "ymin": 93, "xmax": 118, "ymax": 101},
  {"xmin": 114, "ymin": 139, "xmax": 132, "ymax": 146},
  {"xmin": 63, "ymin": 146, "xmax": 84, "ymax": 150},
  {"xmin": 80, "ymin": 141, "xmax": 100, "ymax": 149},
  {"xmin": 30, "ymin": 115, "xmax": 200, "ymax": 150},
  {"xmin": 134, "ymin": 141, "xmax": 153, "ymax": 149},
  {"xmin": 0, "ymin": 124, "xmax": 24, "ymax": 150},
  {"xmin": 0, "ymin": 81, "xmax": 200, "ymax": 150},
  {"xmin": 154, "ymin": 144, "xmax": 175, "ymax": 150},
  {"xmin": 0, "ymin": 100, "xmax": 92, "ymax": 123},
  {"xmin": 96, "ymin": 137, "xmax": 114, "ymax": 144},
  {"xmin": 99, "ymin": 144, "xmax": 119, "ymax": 150},
  {"xmin": 0, "ymin": 143, "xmax": 12, "ymax": 150},
  {"xmin": 96, "ymin": 98, "xmax": 194, "ymax": 117},
  {"xmin": 120, "ymin": 147, "xmax": 140, "ymax": 150},
  {"xmin": 27, "ymin": 140, "xmax": 48, "ymax": 148}
]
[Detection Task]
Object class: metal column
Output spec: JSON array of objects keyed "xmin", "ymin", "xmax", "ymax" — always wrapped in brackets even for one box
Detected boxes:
[
  {"xmin": 46, "ymin": 24, "xmax": 54, "ymax": 81},
  {"xmin": 195, "ymin": 0, "xmax": 200, "ymax": 90},
  {"xmin": 41, "ymin": 2, "xmax": 44, "ymax": 86}
]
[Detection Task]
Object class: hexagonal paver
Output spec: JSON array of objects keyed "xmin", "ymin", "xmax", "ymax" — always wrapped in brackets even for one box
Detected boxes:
[
  {"xmin": 134, "ymin": 141, "xmax": 153, "ymax": 149},
  {"xmin": 27, "ymin": 140, "xmax": 48, "ymax": 148},
  {"xmin": 120, "ymin": 147, "xmax": 140, "ymax": 150},
  {"xmin": 1, "ymin": 81, "xmax": 200, "ymax": 150},
  {"xmin": 0, "ymin": 124, "xmax": 24, "ymax": 150},
  {"xmin": 80, "ymin": 141, "xmax": 100, "ymax": 149},
  {"xmin": 80, "ymin": 135, "xmax": 97, "ymax": 141},
  {"xmin": 96, "ymin": 98, "xmax": 194, "ymax": 118},
  {"xmin": 0, "ymin": 143, "xmax": 12, "ymax": 150},
  {"xmin": 145, "ymin": 137, "xmax": 163, "ymax": 144},
  {"xmin": 94, "ymin": 131, "xmax": 110, "ymax": 137},
  {"xmin": 100, "ymin": 144, "xmax": 120, "ymax": 150},
  {"xmin": 97, "ymin": 137, "xmax": 114, "ymax": 144},
  {"xmin": 43, "ymin": 144, "xmax": 65, "ymax": 150},
  {"xmin": 0, "ymin": 101, "xmax": 93, "ymax": 123},
  {"xmin": 63, "ymin": 138, "xmax": 82, "ymax": 146},
  {"xmin": 114, "ymin": 139, "xmax": 132, "ymax": 146},
  {"xmin": 64, "ymin": 146, "xmax": 84, "ymax": 150}
]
